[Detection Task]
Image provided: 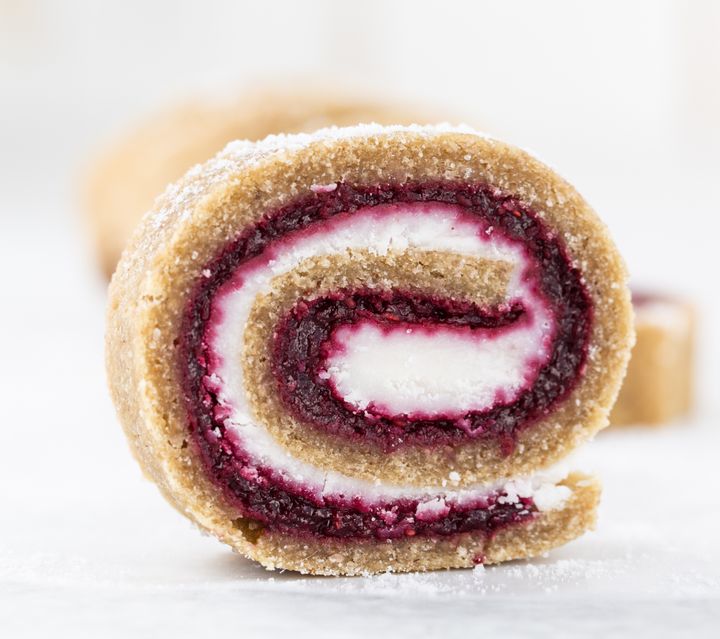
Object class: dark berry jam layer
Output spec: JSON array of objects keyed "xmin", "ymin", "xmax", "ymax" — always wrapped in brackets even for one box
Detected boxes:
[
  {"xmin": 273, "ymin": 289, "xmax": 529, "ymax": 451},
  {"xmin": 207, "ymin": 440, "xmax": 536, "ymax": 540},
  {"xmin": 179, "ymin": 181, "xmax": 591, "ymax": 539}
]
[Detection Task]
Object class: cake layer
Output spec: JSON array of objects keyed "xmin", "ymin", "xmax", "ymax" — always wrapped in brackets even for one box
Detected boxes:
[
  {"xmin": 107, "ymin": 124, "xmax": 633, "ymax": 575},
  {"xmin": 243, "ymin": 472, "xmax": 600, "ymax": 575}
]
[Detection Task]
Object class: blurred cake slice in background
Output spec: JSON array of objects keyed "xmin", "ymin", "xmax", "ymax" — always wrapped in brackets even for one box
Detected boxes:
[
  {"xmin": 610, "ymin": 292, "xmax": 695, "ymax": 426},
  {"xmin": 83, "ymin": 86, "xmax": 447, "ymax": 278}
]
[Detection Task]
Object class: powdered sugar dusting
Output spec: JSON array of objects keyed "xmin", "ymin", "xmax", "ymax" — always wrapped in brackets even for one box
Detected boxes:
[{"xmin": 221, "ymin": 122, "xmax": 485, "ymax": 169}]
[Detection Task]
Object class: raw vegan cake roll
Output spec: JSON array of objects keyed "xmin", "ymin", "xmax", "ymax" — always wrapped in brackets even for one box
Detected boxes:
[
  {"xmin": 106, "ymin": 124, "xmax": 634, "ymax": 575},
  {"xmin": 85, "ymin": 88, "xmax": 438, "ymax": 277},
  {"xmin": 610, "ymin": 293, "xmax": 694, "ymax": 426}
]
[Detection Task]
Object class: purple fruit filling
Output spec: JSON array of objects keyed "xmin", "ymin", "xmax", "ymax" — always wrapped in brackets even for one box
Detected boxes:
[
  {"xmin": 272, "ymin": 289, "xmax": 529, "ymax": 451},
  {"xmin": 179, "ymin": 181, "xmax": 592, "ymax": 539},
  {"xmin": 203, "ymin": 438, "xmax": 536, "ymax": 540}
]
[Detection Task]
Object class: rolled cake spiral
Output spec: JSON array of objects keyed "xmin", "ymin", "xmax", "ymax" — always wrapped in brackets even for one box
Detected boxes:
[
  {"xmin": 85, "ymin": 88, "xmax": 438, "ymax": 277},
  {"xmin": 107, "ymin": 124, "xmax": 634, "ymax": 575}
]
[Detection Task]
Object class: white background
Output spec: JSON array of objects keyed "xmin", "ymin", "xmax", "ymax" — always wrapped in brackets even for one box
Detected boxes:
[{"xmin": 1, "ymin": 1, "xmax": 719, "ymax": 636}]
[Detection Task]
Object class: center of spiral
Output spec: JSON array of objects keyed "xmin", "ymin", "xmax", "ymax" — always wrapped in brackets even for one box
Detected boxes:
[{"xmin": 321, "ymin": 310, "xmax": 551, "ymax": 419}]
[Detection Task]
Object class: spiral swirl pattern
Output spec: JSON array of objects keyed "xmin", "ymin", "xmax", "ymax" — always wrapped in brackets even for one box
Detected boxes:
[{"xmin": 107, "ymin": 125, "xmax": 633, "ymax": 574}]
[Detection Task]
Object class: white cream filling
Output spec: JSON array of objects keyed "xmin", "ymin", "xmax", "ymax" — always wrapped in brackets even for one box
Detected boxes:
[
  {"xmin": 208, "ymin": 203, "xmax": 568, "ymax": 510},
  {"xmin": 324, "ymin": 319, "xmax": 546, "ymax": 417}
]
